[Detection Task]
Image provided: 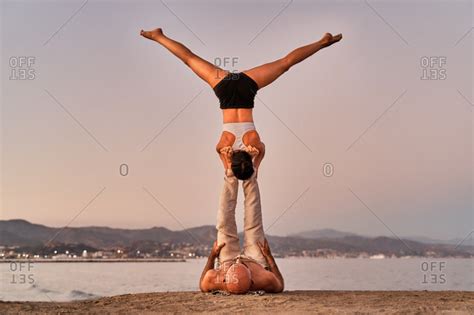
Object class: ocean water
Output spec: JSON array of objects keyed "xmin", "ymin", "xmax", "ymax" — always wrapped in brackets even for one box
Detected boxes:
[{"xmin": 1, "ymin": 258, "xmax": 472, "ymax": 302}]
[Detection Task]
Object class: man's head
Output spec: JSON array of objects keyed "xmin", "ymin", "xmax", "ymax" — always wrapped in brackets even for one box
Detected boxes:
[
  {"xmin": 231, "ymin": 150, "xmax": 254, "ymax": 180},
  {"xmin": 225, "ymin": 262, "xmax": 252, "ymax": 294}
]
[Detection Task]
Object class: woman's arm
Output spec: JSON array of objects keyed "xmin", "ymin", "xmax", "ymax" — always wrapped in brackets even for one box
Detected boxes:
[
  {"xmin": 216, "ymin": 146, "xmax": 232, "ymax": 171},
  {"xmin": 243, "ymin": 131, "xmax": 265, "ymax": 173},
  {"xmin": 245, "ymin": 142, "xmax": 265, "ymax": 177},
  {"xmin": 216, "ymin": 132, "xmax": 235, "ymax": 171},
  {"xmin": 253, "ymin": 142, "xmax": 265, "ymax": 170}
]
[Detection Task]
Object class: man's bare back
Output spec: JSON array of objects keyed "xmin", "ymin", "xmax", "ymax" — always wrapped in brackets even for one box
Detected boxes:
[{"xmin": 199, "ymin": 240, "xmax": 284, "ymax": 294}]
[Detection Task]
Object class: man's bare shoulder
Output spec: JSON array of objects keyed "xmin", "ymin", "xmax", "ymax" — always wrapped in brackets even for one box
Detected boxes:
[
  {"xmin": 245, "ymin": 262, "xmax": 278, "ymax": 291},
  {"xmin": 245, "ymin": 261, "xmax": 267, "ymax": 273},
  {"xmin": 201, "ymin": 269, "xmax": 224, "ymax": 292}
]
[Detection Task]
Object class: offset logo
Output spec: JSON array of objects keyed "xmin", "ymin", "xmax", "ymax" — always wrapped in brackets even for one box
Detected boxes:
[
  {"xmin": 322, "ymin": 163, "xmax": 334, "ymax": 177},
  {"xmin": 119, "ymin": 163, "xmax": 129, "ymax": 176},
  {"xmin": 214, "ymin": 56, "xmax": 239, "ymax": 80},
  {"xmin": 420, "ymin": 56, "xmax": 447, "ymax": 80},
  {"xmin": 9, "ymin": 261, "xmax": 35, "ymax": 285},
  {"xmin": 9, "ymin": 56, "xmax": 36, "ymax": 80},
  {"xmin": 421, "ymin": 261, "xmax": 446, "ymax": 285}
]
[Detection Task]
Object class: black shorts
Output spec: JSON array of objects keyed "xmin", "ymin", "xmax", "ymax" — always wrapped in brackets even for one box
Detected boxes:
[{"xmin": 213, "ymin": 72, "xmax": 259, "ymax": 109}]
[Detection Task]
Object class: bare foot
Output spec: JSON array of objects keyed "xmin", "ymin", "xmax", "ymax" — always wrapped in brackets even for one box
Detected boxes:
[
  {"xmin": 321, "ymin": 33, "xmax": 343, "ymax": 47},
  {"xmin": 140, "ymin": 28, "xmax": 163, "ymax": 41}
]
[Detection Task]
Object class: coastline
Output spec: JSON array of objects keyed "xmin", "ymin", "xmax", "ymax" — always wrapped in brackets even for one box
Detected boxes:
[
  {"xmin": 1, "ymin": 291, "xmax": 473, "ymax": 314},
  {"xmin": 0, "ymin": 258, "xmax": 186, "ymax": 263},
  {"xmin": 2, "ymin": 256, "xmax": 471, "ymax": 263}
]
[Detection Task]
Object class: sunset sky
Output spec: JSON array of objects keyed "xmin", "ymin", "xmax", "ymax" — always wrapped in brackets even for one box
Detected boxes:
[{"xmin": 1, "ymin": 0, "xmax": 472, "ymax": 240}]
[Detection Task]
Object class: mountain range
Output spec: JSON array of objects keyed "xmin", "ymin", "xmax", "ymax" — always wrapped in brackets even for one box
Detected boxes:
[
  {"xmin": 1, "ymin": 219, "xmax": 472, "ymax": 257},
  {"xmin": 291, "ymin": 229, "xmax": 474, "ymax": 246}
]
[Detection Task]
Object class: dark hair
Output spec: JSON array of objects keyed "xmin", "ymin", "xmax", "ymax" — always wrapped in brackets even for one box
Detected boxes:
[{"xmin": 231, "ymin": 150, "xmax": 254, "ymax": 180}]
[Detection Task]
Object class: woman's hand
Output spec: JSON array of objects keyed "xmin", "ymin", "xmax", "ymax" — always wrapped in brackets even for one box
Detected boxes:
[
  {"xmin": 244, "ymin": 145, "xmax": 260, "ymax": 158},
  {"xmin": 219, "ymin": 146, "xmax": 233, "ymax": 169},
  {"xmin": 219, "ymin": 146, "xmax": 233, "ymax": 155}
]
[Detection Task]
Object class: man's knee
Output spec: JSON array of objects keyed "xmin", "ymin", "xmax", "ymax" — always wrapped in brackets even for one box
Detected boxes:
[
  {"xmin": 280, "ymin": 56, "xmax": 292, "ymax": 72},
  {"xmin": 183, "ymin": 55, "xmax": 192, "ymax": 66},
  {"xmin": 216, "ymin": 218, "xmax": 237, "ymax": 231},
  {"xmin": 216, "ymin": 221, "xmax": 226, "ymax": 231},
  {"xmin": 182, "ymin": 50, "xmax": 196, "ymax": 66}
]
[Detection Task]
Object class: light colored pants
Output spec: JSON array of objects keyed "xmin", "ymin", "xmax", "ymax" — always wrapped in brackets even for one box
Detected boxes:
[{"xmin": 216, "ymin": 172, "xmax": 267, "ymax": 267}]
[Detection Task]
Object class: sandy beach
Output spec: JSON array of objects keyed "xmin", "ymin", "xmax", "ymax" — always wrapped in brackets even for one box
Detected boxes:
[{"xmin": 1, "ymin": 291, "xmax": 473, "ymax": 314}]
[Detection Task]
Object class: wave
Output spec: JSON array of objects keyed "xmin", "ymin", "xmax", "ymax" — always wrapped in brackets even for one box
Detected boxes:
[
  {"xmin": 69, "ymin": 290, "xmax": 99, "ymax": 300},
  {"xmin": 2, "ymin": 284, "xmax": 100, "ymax": 302}
]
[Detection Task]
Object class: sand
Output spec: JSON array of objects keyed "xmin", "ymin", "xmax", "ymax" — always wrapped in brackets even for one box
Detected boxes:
[{"xmin": 1, "ymin": 291, "xmax": 473, "ymax": 314}]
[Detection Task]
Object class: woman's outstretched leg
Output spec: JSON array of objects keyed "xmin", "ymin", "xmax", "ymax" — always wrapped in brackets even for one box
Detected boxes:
[
  {"xmin": 244, "ymin": 33, "xmax": 342, "ymax": 89},
  {"xmin": 141, "ymin": 28, "xmax": 228, "ymax": 88}
]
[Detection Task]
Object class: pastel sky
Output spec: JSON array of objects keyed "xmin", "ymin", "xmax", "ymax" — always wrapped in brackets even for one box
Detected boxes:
[{"xmin": 1, "ymin": 0, "xmax": 472, "ymax": 240}]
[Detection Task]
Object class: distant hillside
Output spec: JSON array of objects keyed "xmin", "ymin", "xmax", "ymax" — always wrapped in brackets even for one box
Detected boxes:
[
  {"xmin": 290, "ymin": 228, "xmax": 358, "ymax": 239},
  {"xmin": 405, "ymin": 235, "xmax": 474, "ymax": 247},
  {"xmin": 0, "ymin": 219, "xmax": 472, "ymax": 257},
  {"xmin": 0, "ymin": 219, "xmax": 214, "ymax": 248},
  {"xmin": 290, "ymin": 229, "xmax": 474, "ymax": 248}
]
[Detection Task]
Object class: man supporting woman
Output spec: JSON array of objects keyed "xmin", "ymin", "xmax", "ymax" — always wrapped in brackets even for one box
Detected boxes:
[{"xmin": 141, "ymin": 27, "xmax": 342, "ymax": 293}]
